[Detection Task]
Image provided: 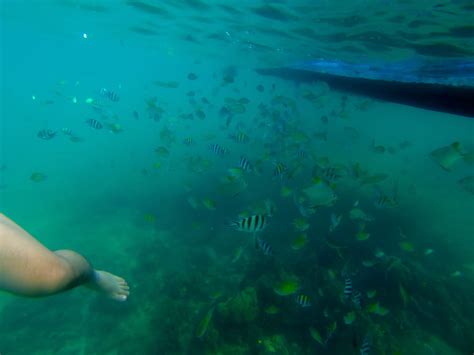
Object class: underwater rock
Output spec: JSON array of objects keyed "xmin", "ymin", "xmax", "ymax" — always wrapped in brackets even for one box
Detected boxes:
[{"xmin": 217, "ymin": 287, "xmax": 258, "ymax": 324}]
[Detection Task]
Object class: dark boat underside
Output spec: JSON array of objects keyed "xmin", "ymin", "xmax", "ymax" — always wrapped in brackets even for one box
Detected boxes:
[{"xmin": 256, "ymin": 65, "xmax": 474, "ymax": 118}]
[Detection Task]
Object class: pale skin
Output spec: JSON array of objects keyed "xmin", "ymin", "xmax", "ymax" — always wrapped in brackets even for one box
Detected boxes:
[{"xmin": 0, "ymin": 213, "xmax": 129, "ymax": 301}]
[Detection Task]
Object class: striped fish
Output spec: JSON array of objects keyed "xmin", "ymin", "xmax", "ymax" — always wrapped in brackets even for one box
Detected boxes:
[
  {"xmin": 297, "ymin": 150, "xmax": 307, "ymax": 159},
  {"xmin": 85, "ymin": 119, "xmax": 103, "ymax": 129},
  {"xmin": 374, "ymin": 194, "xmax": 398, "ymax": 209},
  {"xmin": 352, "ymin": 291, "xmax": 361, "ymax": 309},
  {"xmin": 61, "ymin": 127, "xmax": 73, "ymax": 136},
  {"xmin": 230, "ymin": 214, "xmax": 267, "ymax": 233},
  {"xmin": 295, "ymin": 294, "xmax": 311, "ymax": 307},
  {"xmin": 256, "ymin": 237, "xmax": 273, "ymax": 256},
  {"xmin": 183, "ymin": 137, "xmax": 194, "ymax": 146},
  {"xmin": 209, "ymin": 143, "xmax": 228, "ymax": 156},
  {"xmin": 273, "ymin": 162, "xmax": 286, "ymax": 178},
  {"xmin": 100, "ymin": 88, "xmax": 120, "ymax": 102},
  {"xmin": 344, "ymin": 277, "xmax": 353, "ymax": 300},
  {"xmin": 239, "ymin": 156, "xmax": 252, "ymax": 171},
  {"xmin": 360, "ymin": 335, "xmax": 371, "ymax": 355},
  {"xmin": 37, "ymin": 129, "xmax": 56, "ymax": 140},
  {"xmin": 235, "ymin": 131, "xmax": 249, "ymax": 143},
  {"xmin": 323, "ymin": 167, "xmax": 341, "ymax": 182}
]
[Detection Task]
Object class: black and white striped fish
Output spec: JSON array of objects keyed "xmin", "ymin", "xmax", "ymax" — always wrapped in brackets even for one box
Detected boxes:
[
  {"xmin": 239, "ymin": 156, "xmax": 252, "ymax": 171},
  {"xmin": 230, "ymin": 214, "xmax": 267, "ymax": 233},
  {"xmin": 183, "ymin": 137, "xmax": 194, "ymax": 146},
  {"xmin": 374, "ymin": 193, "xmax": 398, "ymax": 209},
  {"xmin": 100, "ymin": 88, "xmax": 120, "ymax": 102},
  {"xmin": 352, "ymin": 291, "xmax": 361, "ymax": 309},
  {"xmin": 296, "ymin": 149, "xmax": 307, "ymax": 160},
  {"xmin": 209, "ymin": 143, "xmax": 228, "ymax": 156},
  {"xmin": 256, "ymin": 237, "xmax": 273, "ymax": 256},
  {"xmin": 360, "ymin": 335, "xmax": 371, "ymax": 355},
  {"xmin": 37, "ymin": 129, "xmax": 56, "ymax": 140},
  {"xmin": 61, "ymin": 127, "xmax": 73, "ymax": 136},
  {"xmin": 323, "ymin": 167, "xmax": 341, "ymax": 182},
  {"xmin": 273, "ymin": 162, "xmax": 286, "ymax": 178},
  {"xmin": 85, "ymin": 119, "xmax": 103, "ymax": 129},
  {"xmin": 344, "ymin": 277, "xmax": 353, "ymax": 300},
  {"xmin": 235, "ymin": 131, "xmax": 249, "ymax": 143},
  {"xmin": 295, "ymin": 294, "xmax": 311, "ymax": 307}
]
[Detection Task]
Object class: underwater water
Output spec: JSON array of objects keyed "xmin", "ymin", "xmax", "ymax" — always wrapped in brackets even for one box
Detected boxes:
[{"xmin": 0, "ymin": 0, "xmax": 473, "ymax": 354}]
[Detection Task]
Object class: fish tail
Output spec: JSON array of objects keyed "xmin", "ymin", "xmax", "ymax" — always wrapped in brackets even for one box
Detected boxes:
[{"xmin": 226, "ymin": 219, "xmax": 240, "ymax": 230}]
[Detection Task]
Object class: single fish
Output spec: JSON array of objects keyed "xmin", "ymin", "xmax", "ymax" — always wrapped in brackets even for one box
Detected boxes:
[
  {"xmin": 424, "ymin": 248, "xmax": 434, "ymax": 256},
  {"xmin": 209, "ymin": 143, "xmax": 228, "ymax": 156},
  {"xmin": 239, "ymin": 156, "xmax": 252, "ymax": 171},
  {"xmin": 370, "ymin": 140, "xmax": 385, "ymax": 154},
  {"xmin": 85, "ymin": 118, "xmax": 103, "ymax": 129},
  {"xmin": 343, "ymin": 277, "xmax": 353, "ymax": 300},
  {"xmin": 187, "ymin": 72, "xmax": 198, "ymax": 80},
  {"xmin": 264, "ymin": 305, "xmax": 280, "ymax": 314},
  {"xmin": 202, "ymin": 198, "xmax": 216, "ymax": 210},
  {"xmin": 155, "ymin": 146, "xmax": 170, "ymax": 157},
  {"xmin": 100, "ymin": 88, "xmax": 120, "ymax": 102},
  {"xmin": 273, "ymin": 162, "xmax": 287, "ymax": 178},
  {"xmin": 329, "ymin": 213, "xmax": 342, "ymax": 232},
  {"xmin": 293, "ymin": 217, "xmax": 310, "ymax": 232},
  {"xmin": 360, "ymin": 335, "xmax": 371, "ymax": 355},
  {"xmin": 231, "ymin": 131, "xmax": 249, "ymax": 143},
  {"xmin": 352, "ymin": 291, "xmax": 361, "ymax": 309},
  {"xmin": 154, "ymin": 80, "xmax": 179, "ymax": 88},
  {"xmin": 374, "ymin": 193, "xmax": 398, "ymax": 209},
  {"xmin": 295, "ymin": 294, "xmax": 311, "ymax": 307},
  {"xmin": 37, "ymin": 129, "xmax": 56, "ymax": 140},
  {"xmin": 227, "ymin": 167, "xmax": 244, "ymax": 179},
  {"xmin": 356, "ymin": 229, "xmax": 370, "ymax": 241},
  {"xmin": 230, "ymin": 214, "xmax": 268, "ymax": 233},
  {"xmin": 183, "ymin": 137, "xmax": 194, "ymax": 146},
  {"xmin": 430, "ymin": 142, "xmax": 465, "ymax": 171},
  {"xmin": 309, "ymin": 327, "xmax": 324, "ymax": 346},
  {"xmin": 107, "ymin": 123, "xmax": 123, "ymax": 134},
  {"xmin": 368, "ymin": 302, "xmax": 389, "ymax": 316},
  {"xmin": 195, "ymin": 305, "xmax": 215, "ymax": 338},
  {"xmin": 143, "ymin": 213, "xmax": 156, "ymax": 223},
  {"xmin": 30, "ymin": 172, "xmax": 47, "ymax": 182},
  {"xmin": 291, "ymin": 233, "xmax": 308, "ymax": 250},
  {"xmin": 367, "ymin": 290, "xmax": 377, "ymax": 299},
  {"xmin": 273, "ymin": 278, "xmax": 300, "ymax": 296},
  {"xmin": 280, "ymin": 186, "xmax": 293, "ymax": 197},
  {"xmin": 195, "ymin": 109, "xmax": 206, "ymax": 120},
  {"xmin": 256, "ymin": 237, "xmax": 273, "ymax": 256},
  {"xmin": 344, "ymin": 311, "xmax": 356, "ymax": 325},
  {"xmin": 61, "ymin": 127, "xmax": 73, "ymax": 136}
]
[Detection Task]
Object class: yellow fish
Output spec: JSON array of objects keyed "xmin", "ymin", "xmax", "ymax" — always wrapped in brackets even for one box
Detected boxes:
[
  {"xmin": 291, "ymin": 234, "xmax": 308, "ymax": 250},
  {"xmin": 202, "ymin": 198, "xmax": 216, "ymax": 210}
]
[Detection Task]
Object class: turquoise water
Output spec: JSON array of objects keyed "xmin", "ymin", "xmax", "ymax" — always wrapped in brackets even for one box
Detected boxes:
[{"xmin": 1, "ymin": 1, "xmax": 473, "ymax": 354}]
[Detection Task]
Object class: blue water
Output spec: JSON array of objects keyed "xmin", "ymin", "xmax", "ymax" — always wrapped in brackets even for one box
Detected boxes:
[{"xmin": 1, "ymin": 1, "xmax": 473, "ymax": 354}]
